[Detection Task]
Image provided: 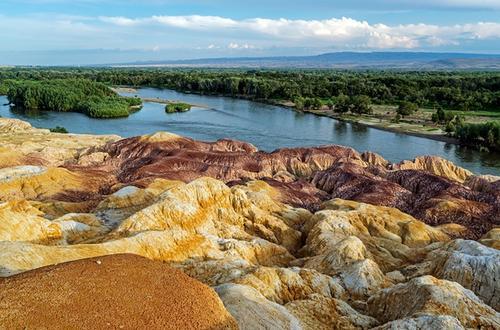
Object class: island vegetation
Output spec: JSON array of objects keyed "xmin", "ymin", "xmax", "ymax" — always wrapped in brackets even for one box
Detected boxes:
[
  {"xmin": 49, "ymin": 126, "xmax": 69, "ymax": 133},
  {"xmin": 0, "ymin": 68, "xmax": 498, "ymax": 149},
  {"xmin": 3, "ymin": 78, "xmax": 142, "ymax": 118},
  {"xmin": 165, "ymin": 102, "xmax": 191, "ymax": 113}
]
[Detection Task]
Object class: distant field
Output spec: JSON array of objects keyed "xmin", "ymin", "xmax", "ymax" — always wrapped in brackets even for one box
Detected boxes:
[{"xmin": 420, "ymin": 108, "xmax": 500, "ymax": 117}]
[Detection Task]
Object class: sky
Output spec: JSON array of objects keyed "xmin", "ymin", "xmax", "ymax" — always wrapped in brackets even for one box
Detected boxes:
[{"xmin": 0, "ymin": 0, "xmax": 500, "ymax": 65}]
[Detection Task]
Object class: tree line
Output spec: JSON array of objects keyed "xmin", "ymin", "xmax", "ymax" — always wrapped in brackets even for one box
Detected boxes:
[
  {"xmin": 0, "ymin": 68, "xmax": 498, "ymax": 150},
  {"xmin": 1, "ymin": 68, "xmax": 499, "ymax": 111}
]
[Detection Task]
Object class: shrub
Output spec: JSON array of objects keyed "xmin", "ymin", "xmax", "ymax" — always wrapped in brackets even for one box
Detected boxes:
[
  {"xmin": 432, "ymin": 106, "xmax": 454, "ymax": 124},
  {"xmin": 325, "ymin": 99, "xmax": 335, "ymax": 110},
  {"xmin": 165, "ymin": 102, "xmax": 191, "ymax": 113},
  {"xmin": 397, "ymin": 101, "xmax": 418, "ymax": 117},
  {"xmin": 294, "ymin": 97, "xmax": 305, "ymax": 110},
  {"xmin": 393, "ymin": 113, "xmax": 401, "ymax": 123},
  {"xmin": 49, "ymin": 126, "xmax": 68, "ymax": 133},
  {"xmin": 123, "ymin": 96, "xmax": 143, "ymax": 107}
]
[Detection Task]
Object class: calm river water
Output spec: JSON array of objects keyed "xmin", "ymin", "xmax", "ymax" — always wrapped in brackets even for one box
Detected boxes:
[{"xmin": 0, "ymin": 88, "xmax": 498, "ymax": 175}]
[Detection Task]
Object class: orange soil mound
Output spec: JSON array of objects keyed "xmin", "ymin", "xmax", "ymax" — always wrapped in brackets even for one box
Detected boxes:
[{"xmin": 0, "ymin": 254, "xmax": 238, "ymax": 330}]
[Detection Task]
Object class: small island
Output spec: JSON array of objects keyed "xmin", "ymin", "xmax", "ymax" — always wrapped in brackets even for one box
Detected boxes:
[
  {"xmin": 4, "ymin": 79, "xmax": 142, "ymax": 118},
  {"xmin": 165, "ymin": 102, "xmax": 192, "ymax": 113}
]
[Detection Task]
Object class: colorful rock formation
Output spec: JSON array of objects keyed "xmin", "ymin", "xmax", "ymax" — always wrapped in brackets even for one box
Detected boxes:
[{"xmin": 0, "ymin": 118, "xmax": 498, "ymax": 329}]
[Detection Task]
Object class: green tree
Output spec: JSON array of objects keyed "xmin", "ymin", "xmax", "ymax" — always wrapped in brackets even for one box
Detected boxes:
[
  {"xmin": 397, "ymin": 101, "xmax": 418, "ymax": 117},
  {"xmin": 334, "ymin": 95, "xmax": 350, "ymax": 114},
  {"xmin": 294, "ymin": 97, "xmax": 305, "ymax": 110},
  {"xmin": 351, "ymin": 95, "xmax": 372, "ymax": 114},
  {"xmin": 325, "ymin": 99, "xmax": 334, "ymax": 110}
]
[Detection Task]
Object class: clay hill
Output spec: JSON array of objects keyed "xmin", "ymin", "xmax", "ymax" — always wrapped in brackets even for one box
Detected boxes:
[
  {"xmin": 0, "ymin": 254, "xmax": 237, "ymax": 329},
  {"xmin": 0, "ymin": 118, "xmax": 498, "ymax": 329}
]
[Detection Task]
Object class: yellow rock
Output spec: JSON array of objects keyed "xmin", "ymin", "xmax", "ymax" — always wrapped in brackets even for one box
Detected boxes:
[
  {"xmin": 0, "ymin": 118, "xmax": 118, "ymax": 168},
  {"xmin": 286, "ymin": 294, "xmax": 378, "ymax": 330},
  {"xmin": 393, "ymin": 155, "xmax": 473, "ymax": 182},
  {"xmin": 367, "ymin": 275, "xmax": 500, "ymax": 328},
  {"xmin": 0, "ymin": 166, "xmax": 103, "ymax": 201},
  {"xmin": 480, "ymin": 228, "xmax": 500, "ymax": 249}
]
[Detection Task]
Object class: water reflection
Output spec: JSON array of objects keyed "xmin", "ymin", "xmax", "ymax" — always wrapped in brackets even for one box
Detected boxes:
[
  {"xmin": 351, "ymin": 123, "xmax": 368, "ymax": 134},
  {"xmin": 9, "ymin": 106, "xmax": 47, "ymax": 118},
  {"xmin": 333, "ymin": 122, "xmax": 348, "ymax": 138}
]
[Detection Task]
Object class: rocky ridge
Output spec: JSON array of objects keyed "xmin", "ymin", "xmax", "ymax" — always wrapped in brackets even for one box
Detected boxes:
[{"xmin": 0, "ymin": 118, "xmax": 498, "ymax": 329}]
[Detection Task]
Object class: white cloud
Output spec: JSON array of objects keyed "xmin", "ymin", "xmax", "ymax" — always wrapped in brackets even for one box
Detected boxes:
[
  {"xmin": 152, "ymin": 15, "xmax": 237, "ymax": 29},
  {"xmin": 99, "ymin": 15, "xmax": 500, "ymax": 49},
  {"xmin": 99, "ymin": 16, "xmax": 138, "ymax": 26},
  {"xmin": 228, "ymin": 43, "xmax": 255, "ymax": 49},
  {"xmin": 2, "ymin": 13, "xmax": 500, "ymax": 52}
]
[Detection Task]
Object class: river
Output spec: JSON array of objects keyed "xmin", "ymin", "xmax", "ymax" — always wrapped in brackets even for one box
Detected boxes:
[{"xmin": 0, "ymin": 88, "xmax": 498, "ymax": 176}]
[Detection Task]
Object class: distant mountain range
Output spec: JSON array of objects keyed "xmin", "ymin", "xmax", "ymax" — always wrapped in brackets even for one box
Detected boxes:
[{"xmin": 110, "ymin": 52, "xmax": 500, "ymax": 70}]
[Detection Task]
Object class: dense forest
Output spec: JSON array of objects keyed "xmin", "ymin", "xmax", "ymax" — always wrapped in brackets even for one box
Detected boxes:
[
  {"xmin": 0, "ymin": 68, "xmax": 498, "ymax": 150},
  {"xmin": 1, "ymin": 68, "xmax": 499, "ymax": 110},
  {"xmin": 3, "ymin": 78, "xmax": 141, "ymax": 118}
]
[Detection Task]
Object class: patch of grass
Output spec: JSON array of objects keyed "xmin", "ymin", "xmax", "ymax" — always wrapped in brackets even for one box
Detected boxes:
[{"xmin": 420, "ymin": 107, "xmax": 500, "ymax": 118}]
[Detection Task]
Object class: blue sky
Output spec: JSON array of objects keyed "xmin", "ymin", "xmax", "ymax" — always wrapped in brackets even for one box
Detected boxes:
[{"xmin": 1, "ymin": 0, "xmax": 499, "ymax": 65}]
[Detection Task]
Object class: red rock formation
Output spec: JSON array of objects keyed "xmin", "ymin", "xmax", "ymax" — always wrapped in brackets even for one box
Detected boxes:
[{"xmin": 58, "ymin": 134, "xmax": 499, "ymax": 239}]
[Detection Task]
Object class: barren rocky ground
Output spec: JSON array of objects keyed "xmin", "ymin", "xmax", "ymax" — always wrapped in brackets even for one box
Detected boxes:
[{"xmin": 0, "ymin": 117, "xmax": 498, "ymax": 329}]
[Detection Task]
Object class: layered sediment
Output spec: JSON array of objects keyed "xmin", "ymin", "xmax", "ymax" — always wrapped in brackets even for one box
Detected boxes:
[{"xmin": 0, "ymin": 118, "xmax": 498, "ymax": 329}]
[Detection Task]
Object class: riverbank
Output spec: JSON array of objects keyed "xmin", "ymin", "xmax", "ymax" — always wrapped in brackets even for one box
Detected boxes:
[
  {"xmin": 301, "ymin": 108, "xmax": 461, "ymax": 145},
  {"xmin": 114, "ymin": 86, "xmax": 499, "ymax": 149},
  {"xmin": 270, "ymin": 100, "xmax": 500, "ymax": 149}
]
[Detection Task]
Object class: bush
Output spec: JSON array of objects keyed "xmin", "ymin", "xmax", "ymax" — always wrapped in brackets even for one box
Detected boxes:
[
  {"xmin": 432, "ymin": 106, "xmax": 454, "ymax": 124},
  {"xmin": 294, "ymin": 97, "xmax": 305, "ymax": 110},
  {"xmin": 397, "ymin": 101, "xmax": 418, "ymax": 117},
  {"xmin": 49, "ymin": 126, "xmax": 68, "ymax": 133},
  {"xmin": 393, "ymin": 113, "xmax": 401, "ymax": 123},
  {"xmin": 123, "ymin": 96, "xmax": 142, "ymax": 107},
  {"xmin": 165, "ymin": 102, "xmax": 192, "ymax": 113}
]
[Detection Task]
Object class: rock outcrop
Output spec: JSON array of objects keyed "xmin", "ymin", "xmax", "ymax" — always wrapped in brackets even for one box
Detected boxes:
[
  {"xmin": 367, "ymin": 276, "xmax": 500, "ymax": 328},
  {"xmin": 0, "ymin": 118, "xmax": 498, "ymax": 328},
  {"xmin": 393, "ymin": 155, "xmax": 474, "ymax": 183}
]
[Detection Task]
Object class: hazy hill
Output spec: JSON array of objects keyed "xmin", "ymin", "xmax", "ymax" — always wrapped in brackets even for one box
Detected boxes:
[{"xmin": 111, "ymin": 52, "xmax": 500, "ymax": 70}]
